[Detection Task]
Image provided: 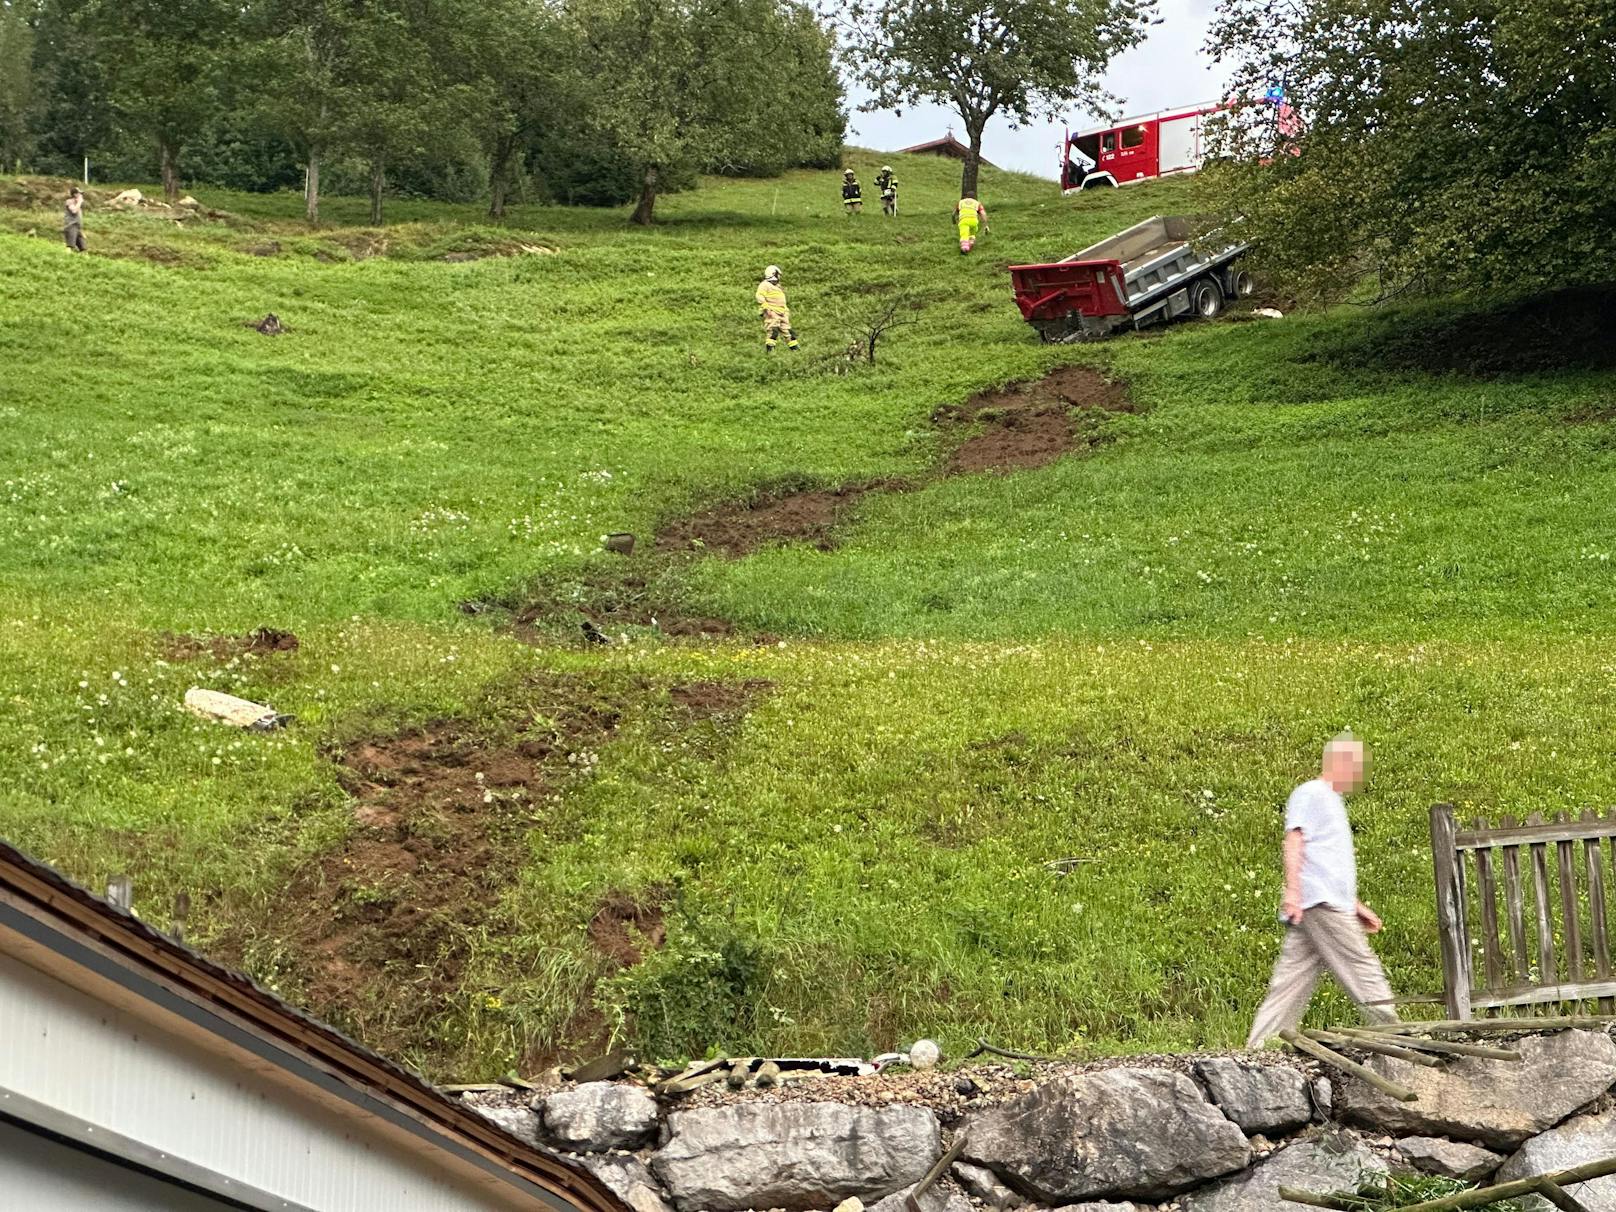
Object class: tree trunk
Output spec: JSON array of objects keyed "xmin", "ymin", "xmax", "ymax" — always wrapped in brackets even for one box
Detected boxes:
[
  {"xmin": 369, "ymin": 158, "xmax": 385, "ymax": 225},
  {"xmin": 488, "ymin": 137, "xmax": 515, "ymax": 220},
  {"xmin": 305, "ymin": 150, "xmax": 320, "ymax": 226},
  {"xmin": 960, "ymin": 127, "xmax": 983, "ymax": 200},
  {"xmin": 630, "ymin": 163, "xmax": 658, "ymax": 225},
  {"xmin": 159, "ymin": 140, "xmax": 180, "ymax": 202}
]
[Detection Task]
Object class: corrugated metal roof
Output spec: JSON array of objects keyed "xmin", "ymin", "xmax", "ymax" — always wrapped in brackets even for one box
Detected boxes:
[{"xmin": 0, "ymin": 839, "xmax": 622, "ymax": 1212}]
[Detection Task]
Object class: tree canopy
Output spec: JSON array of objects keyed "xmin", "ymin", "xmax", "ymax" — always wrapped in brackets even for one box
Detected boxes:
[
  {"xmin": 1203, "ymin": 0, "xmax": 1616, "ymax": 303},
  {"xmin": 838, "ymin": 0, "xmax": 1152, "ymax": 198},
  {"xmin": 3, "ymin": 0, "xmax": 845, "ymax": 221}
]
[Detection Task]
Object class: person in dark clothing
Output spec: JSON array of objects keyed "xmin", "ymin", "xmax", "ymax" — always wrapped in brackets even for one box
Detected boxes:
[
  {"xmin": 875, "ymin": 166, "xmax": 898, "ymax": 216},
  {"xmin": 64, "ymin": 188, "xmax": 86, "ymax": 253},
  {"xmin": 842, "ymin": 169, "xmax": 863, "ymax": 215}
]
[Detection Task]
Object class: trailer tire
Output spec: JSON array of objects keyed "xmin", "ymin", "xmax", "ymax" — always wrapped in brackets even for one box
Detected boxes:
[
  {"xmin": 1192, "ymin": 278, "xmax": 1224, "ymax": 319},
  {"xmin": 1232, "ymin": 270, "xmax": 1256, "ymax": 297}
]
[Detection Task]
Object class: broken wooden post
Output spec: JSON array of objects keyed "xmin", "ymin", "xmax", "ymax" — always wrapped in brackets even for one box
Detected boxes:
[
  {"xmin": 726, "ymin": 1058, "xmax": 752, "ymax": 1090},
  {"xmin": 1304, "ymin": 1028, "xmax": 1442, "ymax": 1068},
  {"xmin": 904, "ymin": 1136, "xmax": 967, "ymax": 1212},
  {"xmin": 1274, "ymin": 1188, "xmax": 1358, "ymax": 1209},
  {"xmin": 1285, "ymin": 1150, "xmax": 1616, "ymax": 1210},
  {"xmin": 1360, "ymin": 1015, "xmax": 1616, "ymax": 1035},
  {"xmin": 1535, "ymin": 1176, "xmax": 1594, "ymax": 1212},
  {"xmin": 1279, "ymin": 1029, "xmax": 1417, "ymax": 1101},
  {"xmin": 1335, "ymin": 1026, "xmax": 1521, "ymax": 1061},
  {"xmin": 754, "ymin": 1060, "xmax": 782, "ymax": 1088}
]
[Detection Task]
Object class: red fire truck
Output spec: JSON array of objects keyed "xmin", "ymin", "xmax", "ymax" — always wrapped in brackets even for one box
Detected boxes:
[{"xmin": 1061, "ymin": 102, "xmax": 1217, "ymax": 192}]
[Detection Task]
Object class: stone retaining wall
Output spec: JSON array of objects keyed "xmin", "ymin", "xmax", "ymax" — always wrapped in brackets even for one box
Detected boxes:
[{"xmin": 470, "ymin": 1030, "xmax": 1616, "ymax": 1212}]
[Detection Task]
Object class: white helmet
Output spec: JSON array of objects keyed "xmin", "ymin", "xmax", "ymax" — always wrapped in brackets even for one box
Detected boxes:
[{"xmin": 764, "ymin": 265, "xmax": 781, "ymax": 281}]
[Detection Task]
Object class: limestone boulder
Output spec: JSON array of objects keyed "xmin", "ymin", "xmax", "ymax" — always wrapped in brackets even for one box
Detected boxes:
[
  {"xmin": 538, "ymin": 1082, "xmax": 660, "ymax": 1152},
  {"xmin": 650, "ymin": 1102, "xmax": 940, "ymax": 1212},
  {"xmin": 578, "ymin": 1154, "xmax": 673, "ymax": 1212},
  {"xmin": 1180, "ymin": 1133, "xmax": 1387, "ymax": 1212},
  {"xmin": 961, "ymin": 1068, "xmax": 1249, "ymax": 1202},
  {"xmin": 1496, "ymin": 1110, "xmax": 1616, "ymax": 1212},
  {"xmin": 1194, "ymin": 1057, "xmax": 1312, "ymax": 1136},
  {"xmin": 473, "ymin": 1102, "xmax": 543, "ymax": 1149},
  {"xmin": 1396, "ymin": 1136, "xmax": 1504, "ymax": 1182},
  {"xmin": 953, "ymin": 1162, "xmax": 1025, "ymax": 1210},
  {"xmin": 1343, "ymin": 1030, "xmax": 1616, "ymax": 1147},
  {"xmin": 869, "ymin": 1179, "xmax": 971, "ymax": 1212}
]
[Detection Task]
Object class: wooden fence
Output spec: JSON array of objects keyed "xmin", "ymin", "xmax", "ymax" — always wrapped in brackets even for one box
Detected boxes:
[{"xmin": 1431, "ymin": 803, "xmax": 1616, "ymax": 1020}]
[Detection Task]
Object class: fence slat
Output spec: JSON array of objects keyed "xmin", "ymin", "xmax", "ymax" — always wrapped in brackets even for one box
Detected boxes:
[
  {"xmin": 1474, "ymin": 816, "xmax": 1504, "ymax": 992},
  {"xmin": 1557, "ymin": 811, "xmax": 1585, "ymax": 993},
  {"xmin": 1528, "ymin": 812, "xmax": 1559, "ymax": 985},
  {"xmin": 1429, "ymin": 804, "xmax": 1472, "ymax": 1021},
  {"xmin": 1587, "ymin": 811, "xmax": 1614, "ymax": 1013},
  {"xmin": 1500, "ymin": 815, "xmax": 1529, "ymax": 983}
]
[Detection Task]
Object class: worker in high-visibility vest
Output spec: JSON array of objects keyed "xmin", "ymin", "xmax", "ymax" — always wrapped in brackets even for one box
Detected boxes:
[
  {"xmin": 755, "ymin": 265, "xmax": 799, "ymax": 353},
  {"xmin": 954, "ymin": 196, "xmax": 987, "ymax": 254}
]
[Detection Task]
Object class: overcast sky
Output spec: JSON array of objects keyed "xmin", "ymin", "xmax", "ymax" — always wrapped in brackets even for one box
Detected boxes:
[{"xmin": 844, "ymin": 0, "xmax": 1225, "ymax": 180}]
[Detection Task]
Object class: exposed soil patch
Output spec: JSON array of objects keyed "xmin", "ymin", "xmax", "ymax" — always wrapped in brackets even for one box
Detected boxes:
[
  {"xmin": 162, "ymin": 626, "xmax": 300, "ymax": 661},
  {"xmin": 1316, "ymin": 284, "xmax": 1616, "ymax": 378},
  {"xmin": 935, "ymin": 365, "xmax": 1134, "ymax": 475},
  {"xmin": 669, "ymin": 678, "xmax": 774, "ymax": 716},
  {"xmin": 587, "ymin": 890, "xmax": 668, "ymax": 968},
  {"xmin": 212, "ymin": 671, "xmax": 771, "ymax": 1073},
  {"xmin": 511, "ymin": 573, "xmax": 739, "ymax": 644},
  {"xmin": 656, "ymin": 479, "xmax": 905, "ymax": 558},
  {"xmin": 515, "ymin": 367, "xmax": 1130, "ymax": 637},
  {"xmin": 652, "ymin": 367, "xmax": 1131, "ymax": 558}
]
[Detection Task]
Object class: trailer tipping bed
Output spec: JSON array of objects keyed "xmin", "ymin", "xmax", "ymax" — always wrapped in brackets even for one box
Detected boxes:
[{"xmin": 1009, "ymin": 215, "xmax": 1251, "ymax": 342}]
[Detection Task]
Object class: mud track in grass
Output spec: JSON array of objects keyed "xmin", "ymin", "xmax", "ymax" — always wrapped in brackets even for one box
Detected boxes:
[
  {"xmin": 656, "ymin": 365, "xmax": 1134, "ymax": 557},
  {"xmin": 209, "ymin": 672, "xmax": 771, "ymax": 1076},
  {"xmin": 512, "ymin": 366, "xmax": 1132, "ymax": 643}
]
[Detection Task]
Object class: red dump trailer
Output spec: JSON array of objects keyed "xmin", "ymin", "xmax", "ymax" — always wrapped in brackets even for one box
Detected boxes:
[{"xmin": 1009, "ymin": 215, "xmax": 1251, "ymax": 342}]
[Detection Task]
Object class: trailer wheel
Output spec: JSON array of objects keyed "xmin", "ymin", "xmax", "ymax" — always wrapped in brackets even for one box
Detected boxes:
[
  {"xmin": 1192, "ymin": 278, "xmax": 1224, "ymax": 319},
  {"xmin": 1232, "ymin": 270, "xmax": 1256, "ymax": 297}
]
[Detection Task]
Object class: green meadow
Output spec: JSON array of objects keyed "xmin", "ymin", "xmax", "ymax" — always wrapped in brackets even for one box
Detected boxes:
[{"xmin": 4, "ymin": 155, "xmax": 1615, "ymax": 1077}]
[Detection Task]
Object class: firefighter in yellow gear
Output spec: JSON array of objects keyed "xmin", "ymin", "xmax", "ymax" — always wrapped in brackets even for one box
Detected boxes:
[
  {"xmin": 756, "ymin": 265, "xmax": 799, "ymax": 353},
  {"xmin": 954, "ymin": 196, "xmax": 987, "ymax": 253}
]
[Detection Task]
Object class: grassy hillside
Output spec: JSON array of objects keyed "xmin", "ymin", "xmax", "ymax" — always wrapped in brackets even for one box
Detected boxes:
[{"xmin": 4, "ymin": 155, "xmax": 1615, "ymax": 1077}]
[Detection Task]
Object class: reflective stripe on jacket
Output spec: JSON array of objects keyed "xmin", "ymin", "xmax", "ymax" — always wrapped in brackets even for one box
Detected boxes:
[{"xmin": 757, "ymin": 281, "xmax": 788, "ymax": 312}]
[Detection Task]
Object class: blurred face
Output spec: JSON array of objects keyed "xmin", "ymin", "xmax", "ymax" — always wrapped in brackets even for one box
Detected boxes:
[{"xmin": 1325, "ymin": 743, "xmax": 1368, "ymax": 793}]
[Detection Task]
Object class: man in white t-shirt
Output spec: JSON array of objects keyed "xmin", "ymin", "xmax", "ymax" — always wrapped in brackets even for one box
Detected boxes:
[{"xmin": 1247, "ymin": 733, "xmax": 1397, "ymax": 1046}]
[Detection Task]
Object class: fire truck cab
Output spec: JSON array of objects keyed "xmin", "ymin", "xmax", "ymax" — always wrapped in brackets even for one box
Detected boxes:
[{"xmin": 1063, "ymin": 103, "xmax": 1216, "ymax": 192}]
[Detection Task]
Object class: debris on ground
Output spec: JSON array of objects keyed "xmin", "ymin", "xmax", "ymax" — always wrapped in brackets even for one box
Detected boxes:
[
  {"xmin": 183, "ymin": 687, "xmax": 292, "ymax": 730},
  {"xmin": 108, "ymin": 188, "xmax": 145, "ymax": 207},
  {"xmin": 252, "ymin": 313, "xmax": 285, "ymax": 335},
  {"xmin": 162, "ymin": 626, "xmax": 299, "ymax": 661},
  {"xmin": 604, "ymin": 532, "xmax": 636, "ymax": 555},
  {"xmin": 1254, "ymin": 307, "xmax": 1285, "ymax": 319}
]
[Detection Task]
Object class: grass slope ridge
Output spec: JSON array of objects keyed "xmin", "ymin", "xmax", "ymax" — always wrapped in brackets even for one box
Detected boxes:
[{"xmin": 3, "ymin": 157, "xmax": 1615, "ymax": 1076}]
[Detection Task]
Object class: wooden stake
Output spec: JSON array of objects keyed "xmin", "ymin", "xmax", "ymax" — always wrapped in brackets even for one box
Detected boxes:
[
  {"xmin": 1359, "ymin": 1015, "xmax": 1616, "ymax": 1035},
  {"xmin": 1334, "ymin": 1026, "xmax": 1521, "ymax": 1061},
  {"xmin": 1304, "ymin": 1028, "xmax": 1442, "ymax": 1068},
  {"xmin": 1275, "ymin": 1187, "xmax": 1359, "ymax": 1209},
  {"xmin": 1285, "ymin": 1150, "xmax": 1616, "ymax": 1210},
  {"xmin": 1279, "ymin": 1030, "xmax": 1417, "ymax": 1101},
  {"xmin": 1535, "ymin": 1176, "xmax": 1593, "ymax": 1212},
  {"xmin": 905, "ymin": 1137, "xmax": 968, "ymax": 1212}
]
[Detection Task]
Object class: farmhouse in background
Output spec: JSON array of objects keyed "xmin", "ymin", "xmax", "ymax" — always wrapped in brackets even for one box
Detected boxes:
[
  {"xmin": 0, "ymin": 840, "xmax": 621, "ymax": 1212},
  {"xmin": 897, "ymin": 132, "xmax": 997, "ymax": 168}
]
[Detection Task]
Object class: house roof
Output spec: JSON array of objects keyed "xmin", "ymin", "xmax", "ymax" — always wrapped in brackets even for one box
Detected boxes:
[
  {"xmin": 0, "ymin": 838, "xmax": 623, "ymax": 1212},
  {"xmin": 896, "ymin": 135, "xmax": 996, "ymax": 167}
]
